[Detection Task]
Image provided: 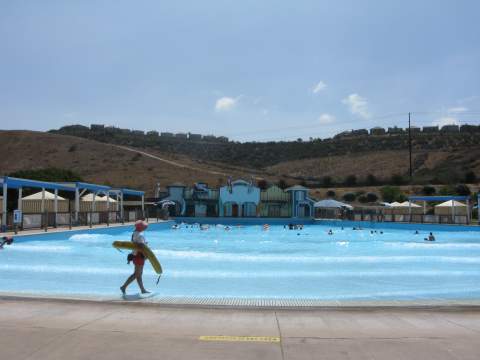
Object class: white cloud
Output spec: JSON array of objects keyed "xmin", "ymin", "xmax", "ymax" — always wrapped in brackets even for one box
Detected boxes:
[
  {"xmin": 215, "ymin": 97, "xmax": 237, "ymax": 112},
  {"xmin": 312, "ymin": 81, "xmax": 327, "ymax": 94},
  {"xmin": 447, "ymin": 106, "xmax": 468, "ymax": 113},
  {"xmin": 318, "ymin": 113, "xmax": 336, "ymax": 124},
  {"xmin": 432, "ymin": 117, "xmax": 460, "ymax": 127},
  {"xmin": 342, "ymin": 93, "xmax": 370, "ymax": 119}
]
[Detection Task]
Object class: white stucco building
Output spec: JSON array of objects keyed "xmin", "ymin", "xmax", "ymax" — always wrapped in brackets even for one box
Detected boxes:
[{"xmin": 219, "ymin": 180, "xmax": 260, "ymax": 217}]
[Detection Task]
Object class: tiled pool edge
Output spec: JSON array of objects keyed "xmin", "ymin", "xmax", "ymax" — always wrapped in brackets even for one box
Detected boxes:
[{"xmin": 2, "ymin": 292, "xmax": 480, "ymax": 310}]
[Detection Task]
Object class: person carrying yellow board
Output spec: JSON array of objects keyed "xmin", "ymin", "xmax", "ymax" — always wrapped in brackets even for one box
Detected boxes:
[{"xmin": 120, "ymin": 220, "xmax": 151, "ymax": 295}]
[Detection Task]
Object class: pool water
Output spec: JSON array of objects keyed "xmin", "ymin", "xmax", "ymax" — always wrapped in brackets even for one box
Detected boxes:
[{"xmin": 1, "ymin": 223, "xmax": 480, "ymax": 301}]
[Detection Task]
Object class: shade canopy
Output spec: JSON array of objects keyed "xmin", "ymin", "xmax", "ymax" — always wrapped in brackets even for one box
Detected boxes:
[
  {"xmin": 396, "ymin": 201, "xmax": 422, "ymax": 208},
  {"xmin": 314, "ymin": 199, "xmax": 353, "ymax": 210},
  {"xmin": 23, "ymin": 191, "xmax": 65, "ymax": 201},
  {"xmin": 435, "ymin": 200, "xmax": 467, "ymax": 207},
  {"xmin": 82, "ymin": 194, "xmax": 117, "ymax": 202}
]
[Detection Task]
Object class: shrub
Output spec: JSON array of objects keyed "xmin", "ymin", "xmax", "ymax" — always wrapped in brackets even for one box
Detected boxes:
[
  {"xmin": 422, "ymin": 185, "xmax": 436, "ymax": 196},
  {"xmin": 277, "ymin": 179, "xmax": 288, "ymax": 189},
  {"xmin": 455, "ymin": 184, "xmax": 471, "ymax": 196},
  {"xmin": 439, "ymin": 185, "xmax": 456, "ymax": 195},
  {"xmin": 344, "ymin": 175, "xmax": 357, "ymax": 187},
  {"xmin": 322, "ymin": 176, "xmax": 333, "ymax": 188},
  {"xmin": 366, "ymin": 192, "xmax": 378, "ymax": 202},
  {"xmin": 257, "ymin": 179, "xmax": 268, "ymax": 190},
  {"xmin": 390, "ymin": 174, "xmax": 407, "ymax": 186},
  {"xmin": 380, "ymin": 186, "xmax": 403, "ymax": 203},
  {"xmin": 8, "ymin": 168, "xmax": 83, "ymax": 182},
  {"xmin": 358, "ymin": 195, "xmax": 368, "ymax": 203},
  {"xmin": 342, "ymin": 192, "xmax": 356, "ymax": 202},
  {"xmin": 365, "ymin": 174, "xmax": 378, "ymax": 186},
  {"xmin": 465, "ymin": 171, "xmax": 477, "ymax": 184},
  {"xmin": 326, "ymin": 190, "xmax": 336, "ymax": 198}
]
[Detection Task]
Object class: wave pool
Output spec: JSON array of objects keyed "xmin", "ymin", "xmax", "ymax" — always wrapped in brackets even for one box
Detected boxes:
[{"xmin": 1, "ymin": 222, "xmax": 480, "ymax": 302}]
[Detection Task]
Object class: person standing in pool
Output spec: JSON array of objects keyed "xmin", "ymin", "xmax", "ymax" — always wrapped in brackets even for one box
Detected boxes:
[{"xmin": 120, "ymin": 220, "xmax": 150, "ymax": 295}]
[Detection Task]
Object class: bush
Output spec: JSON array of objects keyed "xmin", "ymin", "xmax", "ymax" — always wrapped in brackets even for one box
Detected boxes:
[
  {"xmin": 322, "ymin": 176, "xmax": 333, "ymax": 188},
  {"xmin": 380, "ymin": 186, "xmax": 403, "ymax": 203},
  {"xmin": 358, "ymin": 195, "xmax": 368, "ymax": 203},
  {"xmin": 326, "ymin": 190, "xmax": 336, "ymax": 198},
  {"xmin": 390, "ymin": 173, "xmax": 407, "ymax": 185},
  {"xmin": 439, "ymin": 185, "xmax": 456, "ymax": 195},
  {"xmin": 465, "ymin": 171, "xmax": 477, "ymax": 184},
  {"xmin": 365, "ymin": 174, "xmax": 378, "ymax": 186},
  {"xmin": 8, "ymin": 168, "xmax": 84, "ymax": 182},
  {"xmin": 366, "ymin": 192, "xmax": 378, "ymax": 202},
  {"xmin": 257, "ymin": 179, "xmax": 268, "ymax": 190},
  {"xmin": 342, "ymin": 192, "xmax": 356, "ymax": 202},
  {"xmin": 344, "ymin": 175, "xmax": 357, "ymax": 187},
  {"xmin": 277, "ymin": 179, "xmax": 288, "ymax": 189},
  {"xmin": 422, "ymin": 185, "xmax": 436, "ymax": 196},
  {"xmin": 455, "ymin": 184, "xmax": 471, "ymax": 196}
]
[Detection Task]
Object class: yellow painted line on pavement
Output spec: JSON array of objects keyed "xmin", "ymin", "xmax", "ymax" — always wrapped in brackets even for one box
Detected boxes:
[{"xmin": 199, "ymin": 335, "xmax": 280, "ymax": 343}]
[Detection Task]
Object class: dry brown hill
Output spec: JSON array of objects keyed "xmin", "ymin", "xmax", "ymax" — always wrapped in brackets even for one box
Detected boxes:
[{"xmin": 0, "ymin": 131, "xmax": 259, "ymax": 195}]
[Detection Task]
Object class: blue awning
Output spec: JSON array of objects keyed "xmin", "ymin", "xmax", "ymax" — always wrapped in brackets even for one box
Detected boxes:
[
  {"xmin": 121, "ymin": 188, "xmax": 145, "ymax": 196},
  {"xmin": 1, "ymin": 176, "xmax": 76, "ymax": 191}
]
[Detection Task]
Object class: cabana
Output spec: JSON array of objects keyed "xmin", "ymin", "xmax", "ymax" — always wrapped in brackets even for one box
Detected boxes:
[
  {"xmin": 22, "ymin": 191, "xmax": 69, "ymax": 213},
  {"xmin": 408, "ymin": 195, "xmax": 472, "ymax": 224},
  {"xmin": 0, "ymin": 176, "xmax": 145, "ymax": 232},
  {"xmin": 314, "ymin": 199, "xmax": 353, "ymax": 219},
  {"xmin": 434, "ymin": 200, "xmax": 468, "ymax": 216}
]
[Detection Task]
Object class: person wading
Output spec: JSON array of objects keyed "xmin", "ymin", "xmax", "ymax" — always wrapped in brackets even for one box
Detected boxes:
[{"xmin": 120, "ymin": 220, "xmax": 150, "ymax": 295}]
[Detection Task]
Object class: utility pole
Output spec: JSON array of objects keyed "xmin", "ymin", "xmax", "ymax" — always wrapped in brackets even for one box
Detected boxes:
[{"xmin": 408, "ymin": 112, "xmax": 413, "ymax": 180}]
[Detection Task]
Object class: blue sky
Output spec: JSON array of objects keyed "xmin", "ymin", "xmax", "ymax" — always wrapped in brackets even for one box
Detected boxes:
[{"xmin": 1, "ymin": 0, "xmax": 479, "ymax": 141}]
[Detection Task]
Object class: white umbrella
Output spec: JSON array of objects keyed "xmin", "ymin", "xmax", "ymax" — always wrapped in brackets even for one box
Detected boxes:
[{"xmin": 314, "ymin": 199, "xmax": 353, "ymax": 210}]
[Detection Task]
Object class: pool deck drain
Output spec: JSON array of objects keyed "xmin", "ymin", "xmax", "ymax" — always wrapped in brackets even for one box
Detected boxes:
[{"xmin": 2, "ymin": 292, "xmax": 480, "ymax": 309}]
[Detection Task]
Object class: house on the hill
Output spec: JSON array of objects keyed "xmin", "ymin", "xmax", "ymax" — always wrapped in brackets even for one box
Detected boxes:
[
  {"xmin": 441, "ymin": 125, "xmax": 460, "ymax": 133},
  {"xmin": 370, "ymin": 127, "xmax": 386, "ymax": 136},
  {"xmin": 285, "ymin": 185, "xmax": 315, "ymax": 218},
  {"xmin": 259, "ymin": 185, "xmax": 291, "ymax": 217},
  {"xmin": 422, "ymin": 126, "xmax": 439, "ymax": 133},
  {"xmin": 219, "ymin": 179, "xmax": 260, "ymax": 217}
]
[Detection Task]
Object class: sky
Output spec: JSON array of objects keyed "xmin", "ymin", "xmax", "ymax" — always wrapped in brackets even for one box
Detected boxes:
[{"xmin": 1, "ymin": 0, "xmax": 479, "ymax": 141}]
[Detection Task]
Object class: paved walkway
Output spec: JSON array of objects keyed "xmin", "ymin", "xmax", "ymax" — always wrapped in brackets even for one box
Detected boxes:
[{"xmin": 1, "ymin": 299, "xmax": 479, "ymax": 360}]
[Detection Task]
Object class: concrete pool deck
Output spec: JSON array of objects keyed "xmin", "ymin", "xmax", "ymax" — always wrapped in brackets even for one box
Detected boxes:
[{"xmin": 1, "ymin": 298, "xmax": 480, "ymax": 360}]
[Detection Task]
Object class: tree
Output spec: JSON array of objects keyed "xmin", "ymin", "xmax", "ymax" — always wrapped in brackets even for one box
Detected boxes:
[
  {"xmin": 390, "ymin": 174, "xmax": 406, "ymax": 186},
  {"xmin": 326, "ymin": 190, "xmax": 336, "ymax": 198},
  {"xmin": 380, "ymin": 186, "xmax": 403, "ymax": 203},
  {"xmin": 455, "ymin": 184, "xmax": 471, "ymax": 196},
  {"xmin": 365, "ymin": 174, "xmax": 378, "ymax": 186},
  {"xmin": 344, "ymin": 174, "xmax": 357, "ymax": 187},
  {"xmin": 9, "ymin": 168, "xmax": 83, "ymax": 182},
  {"xmin": 342, "ymin": 192, "xmax": 356, "ymax": 202},
  {"xmin": 465, "ymin": 171, "xmax": 477, "ymax": 184},
  {"xmin": 257, "ymin": 179, "xmax": 268, "ymax": 190},
  {"xmin": 422, "ymin": 185, "xmax": 436, "ymax": 196},
  {"xmin": 322, "ymin": 176, "xmax": 333, "ymax": 188},
  {"xmin": 358, "ymin": 195, "xmax": 369, "ymax": 203},
  {"xmin": 277, "ymin": 179, "xmax": 288, "ymax": 190},
  {"xmin": 366, "ymin": 192, "xmax": 378, "ymax": 202}
]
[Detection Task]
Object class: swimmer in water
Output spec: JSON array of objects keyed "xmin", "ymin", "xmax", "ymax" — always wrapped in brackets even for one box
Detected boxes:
[
  {"xmin": 328, "ymin": 229, "xmax": 333, "ymax": 235},
  {"xmin": 425, "ymin": 232, "xmax": 435, "ymax": 241}
]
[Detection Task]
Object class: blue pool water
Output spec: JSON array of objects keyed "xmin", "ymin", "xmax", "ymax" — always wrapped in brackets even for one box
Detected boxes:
[{"xmin": 1, "ymin": 222, "xmax": 480, "ymax": 301}]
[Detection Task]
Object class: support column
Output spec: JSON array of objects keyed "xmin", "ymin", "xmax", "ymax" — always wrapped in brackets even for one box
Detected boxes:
[
  {"xmin": 18, "ymin": 187, "xmax": 23, "ymax": 211},
  {"xmin": 75, "ymin": 188, "xmax": 80, "ymax": 222},
  {"xmin": 41, "ymin": 188, "xmax": 45, "ymax": 213},
  {"xmin": 451, "ymin": 200, "xmax": 455, "ymax": 224},
  {"xmin": 120, "ymin": 192, "xmax": 124, "ymax": 224},
  {"xmin": 54, "ymin": 189, "xmax": 58, "ymax": 213},
  {"xmin": 54, "ymin": 188, "xmax": 58, "ymax": 228},
  {"xmin": 466, "ymin": 198, "xmax": 470, "ymax": 224},
  {"xmin": 141, "ymin": 195, "xmax": 145, "ymax": 218},
  {"xmin": 2, "ymin": 182, "xmax": 7, "ymax": 229}
]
